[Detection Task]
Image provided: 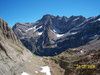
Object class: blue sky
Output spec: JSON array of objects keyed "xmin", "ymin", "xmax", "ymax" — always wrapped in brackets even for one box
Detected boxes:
[{"xmin": 0, "ymin": 0, "xmax": 100, "ymax": 27}]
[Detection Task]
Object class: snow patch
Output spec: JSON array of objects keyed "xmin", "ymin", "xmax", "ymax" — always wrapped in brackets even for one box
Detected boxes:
[
  {"xmin": 73, "ymin": 17, "xmax": 79, "ymax": 21},
  {"xmin": 26, "ymin": 27, "xmax": 35, "ymax": 32},
  {"xmin": 21, "ymin": 72, "xmax": 29, "ymax": 75},
  {"xmin": 26, "ymin": 25, "xmax": 38, "ymax": 32},
  {"xmin": 20, "ymin": 36, "xmax": 25, "ymax": 39},
  {"xmin": 98, "ymin": 18, "xmax": 100, "ymax": 21},
  {"xmin": 18, "ymin": 29, "xmax": 22, "ymax": 32},
  {"xmin": 80, "ymin": 50, "xmax": 84, "ymax": 54},
  {"xmin": 56, "ymin": 34, "xmax": 64, "ymax": 37},
  {"xmin": 35, "ymin": 71, "xmax": 39, "ymax": 74},
  {"xmin": 38, "ymin": 26, "xmax": 42, "ymax": 29},
  {"xmin": 49, "ymin": 28, "xmax": 64, "ymax": 38},
  {"xmin": 40, "ymin": 66, "xmax": 51, "ymax": 75},
  {"xmin": 26, "ymin": 25, "xmax": 43, "ymax": 32},
  {"xmin": 37, "ymin": 32, "xmax": 43, "ymax": 35},
  {"xmin": 53, "ymin": 29, "xmax": 56, "ymax": 33},
  {"xmin": 71, "ymin": 32, "xmax": 78, "ymax": 35}
]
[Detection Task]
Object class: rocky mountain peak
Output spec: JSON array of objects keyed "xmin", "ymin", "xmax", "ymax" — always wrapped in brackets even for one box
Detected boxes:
[
  {"xmin": 42, "ymin": 14, "xmax": 55, "ymax": 19},
  {"xmin": 13, "ymin": 14, "xmax": 100, "ymax": 56},
  {"xmin": 0, "ymin": 18, "xmax": 18, "ymax": 42}
]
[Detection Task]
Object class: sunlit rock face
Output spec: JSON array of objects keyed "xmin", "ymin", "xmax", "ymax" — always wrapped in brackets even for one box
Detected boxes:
[{"xmin": 13, "ymin": 14, "xmax": 100, "ymax": 56}]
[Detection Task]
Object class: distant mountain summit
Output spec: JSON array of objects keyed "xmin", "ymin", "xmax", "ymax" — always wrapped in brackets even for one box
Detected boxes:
[{"xmin": 13, "ymin": 14, "xmax": 100, "ymax": 56}]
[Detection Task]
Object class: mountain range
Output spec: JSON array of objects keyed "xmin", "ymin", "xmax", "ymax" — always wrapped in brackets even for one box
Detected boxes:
[
  {"xmin": 13, "ymin": 14, "xmax": 100, "ymax": 56},
  {"xmin": 0, "ymin": 14, "xmax": 100, "ymax": 75}
]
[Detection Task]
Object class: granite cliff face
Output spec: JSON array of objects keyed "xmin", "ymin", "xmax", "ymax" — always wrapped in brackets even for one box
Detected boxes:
[
  {"xmin": 0, "ymin": 18, "xmax": 63, "ymax": 75},
  {"xmin": 13, "ymin": 14, "xmax": 100, "ymax": 56}
]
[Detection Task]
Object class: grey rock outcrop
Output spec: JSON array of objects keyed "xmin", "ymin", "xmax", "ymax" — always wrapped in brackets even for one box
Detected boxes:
[{"xmin": 0, "ymin": 18, "xmax": 63, "ymax": 75}]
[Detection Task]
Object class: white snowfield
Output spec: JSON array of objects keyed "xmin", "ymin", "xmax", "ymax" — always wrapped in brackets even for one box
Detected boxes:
[
  {"xmin": 37, "ymin": 32, "xmax": 43, "ymax": 35},
  {"xmin": 56, "ymin": 33, "xmax": 64, "ymax": 37},
  {"xmin": 26, "ymin": 25, "xmax": 43, "ymax": 32},
  {"xmin": 21, "ymin": 72, "xmax": 30, "ymax": 75},
  {"xmin": 71, "ymin": 32, "xmax": 78, "ymax": 35},
  {"xmin": 73, "ymin": 17, "xmax": 79, "ymax": 21},
  {"xmin": 98, "ymin": 18, "xmax": 100, "ymax": 21},
  {"xmin": 21, "ymin": 66, "xmax": 51, "ymax": 75},
  {"xmin": 40, "ymin": 66, "xmax": 51, "ymax": 75},
  {"xmin": 51, "ymin": 29, "xmax": 64, "ymax": 38},
  {"xmin": 53, "ymin": 29, "xmax": 57, "ymax": 33},
  {"xmin": 26, "ymin": 27, "xmax": 35, "ymax": 32}
]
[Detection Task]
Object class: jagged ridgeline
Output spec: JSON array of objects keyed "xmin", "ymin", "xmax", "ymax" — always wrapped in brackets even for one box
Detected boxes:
[
  {"xmin": 13, "ymin": 14, "xmax": 100, "ymax": 56},
  {"xmin": 0, "ymin": 14, "xmax": 100, "ymax": 75}
]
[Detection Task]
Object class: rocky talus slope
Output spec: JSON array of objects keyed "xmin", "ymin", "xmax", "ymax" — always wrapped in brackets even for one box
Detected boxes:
[
  {"xmin": 0, "ymin": 18, "xmax": 64, "ymax": 75},
  {"xmin": 49, "ymin": 39, "xmax": 100, "ymax": 75}
]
